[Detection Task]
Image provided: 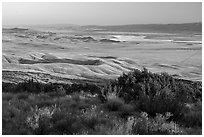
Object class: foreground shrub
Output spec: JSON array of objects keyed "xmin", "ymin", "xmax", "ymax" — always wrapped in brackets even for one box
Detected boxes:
[
  {"xmin": 2, "ymin": 100, "xmax": 32, "ymax": 134},
  {"xmin": 130, "ymin": 112, "xmax": 184, "ymax": 135},
  {"xmin": 2, "ymin": 68, "xmax": 202, "ymax": 135},
  {"xmin": 102, "ymin": 68, "xmax": 201, "ymax": 121},
  {"xmin": 179, "ymin": 101, "xmax": 202, "ymax": 127},
  {"xmin": 2, "ymin": 92, "xmax": 14, "ymax": 101},
  {"xmin": 104, "ymin": 97, "xmax": 124, "ymax": 112}
]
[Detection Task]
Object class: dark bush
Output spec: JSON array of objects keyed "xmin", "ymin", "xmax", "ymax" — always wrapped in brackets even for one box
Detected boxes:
[
  {"xmin": 102, "ymin": 68, "xmax": 202, "ymax": 121},
  {"xmin": 104, "ymin": 97, "xmax": 124, "ymax": 112},
  {"xmin": 16, "ymin": 92, "xmax": 29, "ymax": 100},
  {"xmin": 2, "ymin": 92, "xmax": 14, "ymax": 101}
]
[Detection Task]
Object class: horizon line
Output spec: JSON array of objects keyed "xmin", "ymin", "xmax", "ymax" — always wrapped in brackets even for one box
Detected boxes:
[{"xmin": 2, "ymin": 21, "xmax": 202, "ymax": 27}]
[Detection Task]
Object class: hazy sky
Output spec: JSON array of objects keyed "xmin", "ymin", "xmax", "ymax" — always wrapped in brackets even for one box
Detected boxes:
[{"xmin": 2, "ymin": 2, "xmax": 202, "ymax": 26}]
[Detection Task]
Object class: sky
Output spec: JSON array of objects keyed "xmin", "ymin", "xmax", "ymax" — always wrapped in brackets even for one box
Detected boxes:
[{"xmin": 2, "ymin": 2, "xmax": 202, "ymax": 26}]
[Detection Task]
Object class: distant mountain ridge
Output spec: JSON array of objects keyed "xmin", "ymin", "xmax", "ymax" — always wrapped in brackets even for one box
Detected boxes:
[
  {"xmin": 83, "ymin": 22, "xmax": 202, "ymax": 34},
  {"xmin": 3, "ymin": 22, "xmax": 202, "ymax": 34}
]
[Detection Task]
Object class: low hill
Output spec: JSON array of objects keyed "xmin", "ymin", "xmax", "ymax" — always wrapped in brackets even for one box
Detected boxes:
[{"xmin": 83, "ymin": 22, "xmax": 202, "ymax": 34}]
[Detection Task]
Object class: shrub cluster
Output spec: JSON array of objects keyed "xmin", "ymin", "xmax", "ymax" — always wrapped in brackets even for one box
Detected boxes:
[
  {"xmin": 101, "ymin": 68, "xmax": 201, "ymax": 123},
  {"xmin": 2, "ymin": 68, "xmax": 202, "ymax": 135},
  {"xmin": 3, "ymin": 79, "xmax": 101, "ymax": 95}
]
